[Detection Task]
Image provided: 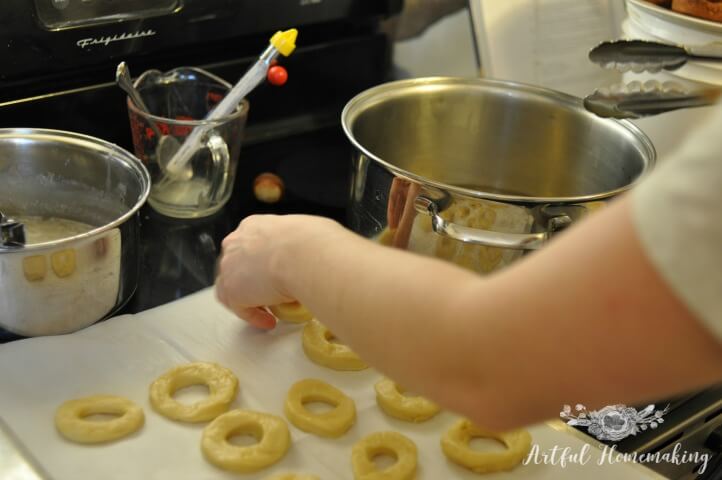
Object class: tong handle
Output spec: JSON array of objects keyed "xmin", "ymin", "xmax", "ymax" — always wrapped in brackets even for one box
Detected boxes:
[{"xmin": 583, "ymin": 80, "xmax": 722, "ymax": 119}]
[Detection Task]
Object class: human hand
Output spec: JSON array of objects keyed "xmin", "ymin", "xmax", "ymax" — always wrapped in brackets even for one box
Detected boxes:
[{"xmin": 215, "ymin": 214, "xmax": 346, "ymax": 329}]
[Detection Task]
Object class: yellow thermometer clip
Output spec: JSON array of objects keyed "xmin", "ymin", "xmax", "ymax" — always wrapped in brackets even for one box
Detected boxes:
[{"xmin": 270, "ymin": 28, "xmax": 298, "ymax": 57}]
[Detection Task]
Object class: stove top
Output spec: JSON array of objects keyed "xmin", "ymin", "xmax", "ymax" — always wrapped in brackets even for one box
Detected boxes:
[
  {"xmin": 126, "ymin": 125, "xmax": 350, "ymax": 314},
  {"xmin": 0, "ymin": 125, "xmax": 349, "ymax": 342}
]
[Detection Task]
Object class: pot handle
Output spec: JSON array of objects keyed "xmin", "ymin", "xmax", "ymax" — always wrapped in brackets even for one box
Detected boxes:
[
  {"xmin": 414, "ymin": 195, "xmax": 549, "ymax": 250},
  {"xmin": 0, "ymin": 211, "xmax": 25, "ymax": 249}
]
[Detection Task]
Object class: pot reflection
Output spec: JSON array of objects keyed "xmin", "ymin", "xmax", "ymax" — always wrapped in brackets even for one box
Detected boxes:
[{"xmin": 3, "ymin": 229, "xmax": 122, "ymax": 337}]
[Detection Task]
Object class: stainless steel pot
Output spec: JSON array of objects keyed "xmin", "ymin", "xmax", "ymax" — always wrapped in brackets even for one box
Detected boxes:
[
  {"xmin": 342, "ymin": 77, "xmax": 655, "ymax": 273},
  {"xmin": 0, "ymin": 129, "xmax": 150, "ymax": 336}
]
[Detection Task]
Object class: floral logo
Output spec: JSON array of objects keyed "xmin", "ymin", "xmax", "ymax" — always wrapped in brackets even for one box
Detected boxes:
[{"xmin": 560, "ymin": 404, "xmax": 669, "ymax": 442}]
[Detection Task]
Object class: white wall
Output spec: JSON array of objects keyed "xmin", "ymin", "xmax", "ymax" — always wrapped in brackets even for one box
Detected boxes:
[{"xmin": 391, "ymin": 8, "xmax": 479, "ymax": 79}]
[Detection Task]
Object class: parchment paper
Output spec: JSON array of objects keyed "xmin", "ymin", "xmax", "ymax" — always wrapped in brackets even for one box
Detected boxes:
[{"xmin": 0, "ymin": 288, "xmax": 662, "ymax": 479}]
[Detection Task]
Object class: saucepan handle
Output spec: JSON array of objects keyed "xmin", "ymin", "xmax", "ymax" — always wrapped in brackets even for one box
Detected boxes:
[{"xmin": 413, "ymin": 195, "xmax": 549, "ymax": 250}]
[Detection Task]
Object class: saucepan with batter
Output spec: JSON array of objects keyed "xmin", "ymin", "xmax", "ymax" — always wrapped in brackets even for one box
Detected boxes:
[
  {"xmin": 0, "ymin": 128, "xmax": 150, "ymax": 336},
  {"xmin": 342, "ymin": 77, "xmax": 656, "ymax": 274}
]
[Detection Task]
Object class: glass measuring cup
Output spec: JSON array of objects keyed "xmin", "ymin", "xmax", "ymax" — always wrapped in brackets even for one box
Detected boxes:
[{"xmin": 127, "ymin": 67, "xmax": 249, "ymax": 219}]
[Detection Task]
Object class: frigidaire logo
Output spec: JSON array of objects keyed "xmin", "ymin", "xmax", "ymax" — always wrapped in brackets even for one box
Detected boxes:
[{"xmin": 76, "ymin": 30, "xmax": 157, "ymax": 49}]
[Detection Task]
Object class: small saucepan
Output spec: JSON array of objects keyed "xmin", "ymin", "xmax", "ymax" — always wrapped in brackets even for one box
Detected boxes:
[{"xmin": 0, "ymin": 129, "xmax": 150, "ymax": 336}]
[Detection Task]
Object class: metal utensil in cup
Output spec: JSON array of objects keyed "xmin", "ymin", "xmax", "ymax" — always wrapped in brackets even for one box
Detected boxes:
[{"xmin": 116, "ymin": 62, "xmax": 188, "ymax": 181}]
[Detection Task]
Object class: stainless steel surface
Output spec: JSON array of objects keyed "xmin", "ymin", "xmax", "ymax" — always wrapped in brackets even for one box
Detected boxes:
[
  {"xmin": 589, "ymin": 39, "xmax": 722, "ymax": 73},
  {"xmin": 0, "ymin": 129, "xmax": 150, "ymax": 336},
  {"xmin": 116, "ymin": 62, "xmax": 153, "ymax": 122},
  {"xmin": 414, "ymin": 195, "xmax": 549, "ymax": 250},
  {"xmin": 0, "ymin": 418, "xmax": 51, "ymax": 480},
  {"xmin": 343, "ymin": 77, "xmax": 655, "ymax": 269},
  {"xmin": 584, "ymin": 81, "xmax": 722, "ymax": 119}
]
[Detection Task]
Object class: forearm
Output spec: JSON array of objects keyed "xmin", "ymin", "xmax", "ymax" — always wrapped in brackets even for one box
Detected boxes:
[
  {"xmin": 272, "ymin": 198, "xmax": 722, "ymax": 431},
  {"xmin": 457, "ymin": 196, "xmax": 722, "ymax": 429},
  {"xmin": 274, "ymin": 225, "xmax": 486, "ymax": 405}
]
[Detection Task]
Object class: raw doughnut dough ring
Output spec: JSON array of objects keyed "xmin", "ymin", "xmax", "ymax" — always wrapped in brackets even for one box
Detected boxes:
[
  {"xmin": 201, "ymin": 409, "xmax": 291, "ymax": 473},
  {"xmin": 149, "ymin": 362, "xmax": 238, "ymax": 422},
  {"xmin": 284, "ymin": 378, "xmax": 356, "ymax": 437},
  {"xmin": 351, "ymin": 431, "xmax": 417, "ymax": 480},
  {"xmin": 374, "ymin": 378, "xmax": 440, "ymax": 422},
  {"xmin": 302, "ymin": 319, "xmax": 368, "ymax": 371},
  {"xmin": 440, "ymin": 419, "xmax": 532, "ymax": 473},
  {"xmin": 265, "ymin": 474, "xmax": 320, "ymax": 480},
  {"xmin": 269, "ymin": 302, "xmax": 313, "ymax": 324},
  {"xmin": 55, "ymin": 395, "xmax": 144, "ymax": 444}
]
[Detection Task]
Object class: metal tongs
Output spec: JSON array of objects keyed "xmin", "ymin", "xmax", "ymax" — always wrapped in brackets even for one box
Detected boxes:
[
  {"xmin": 584, "ymin": 81, "xmax": 721, "ymax": 119},
  {"xmin": 589, "ymin": 39, "xmax": 722, "ymax": 72},
  {"xmin": 584, "ymin": 39, "xmax": 722, "ymax": 119}
]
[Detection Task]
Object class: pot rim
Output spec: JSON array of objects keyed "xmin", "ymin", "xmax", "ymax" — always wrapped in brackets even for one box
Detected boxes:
[
  {"xmin": 0, "ymin": 128, "xmax": 151, "ymax": 252},
  {"xmin": 341, "ymin": 76, "xmax": 657, "ymax": 204}
]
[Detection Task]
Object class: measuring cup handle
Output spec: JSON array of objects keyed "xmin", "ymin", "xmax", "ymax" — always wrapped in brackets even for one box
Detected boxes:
[{"xmin": 202, "ymin": 133, "xmax": 230, "ymax": 206}]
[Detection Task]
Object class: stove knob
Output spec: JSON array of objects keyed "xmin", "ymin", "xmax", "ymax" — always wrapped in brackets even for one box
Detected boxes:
[{"xmin": 253, "ymin": 173, "xmax": 285, "ymax": 204}]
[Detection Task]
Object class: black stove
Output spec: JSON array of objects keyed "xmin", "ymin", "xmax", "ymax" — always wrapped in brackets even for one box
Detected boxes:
[
  {"xmin": 124, "ymin": 125, "xmax": 350, "ymax": 315},
  {"xmin": 2, "ymin": 2, "xmax": 722, "ymax": 478},
  {"xmin": 567, "ymin": 388, "xmax": 722, "ymax": 479},
  {"xmin": 0, "ymin": 0, "xmax": 401, "ymax": 335},
  {"xmin": 0, "ymin": 123, "xmax": 352, "ymax": 343}
]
